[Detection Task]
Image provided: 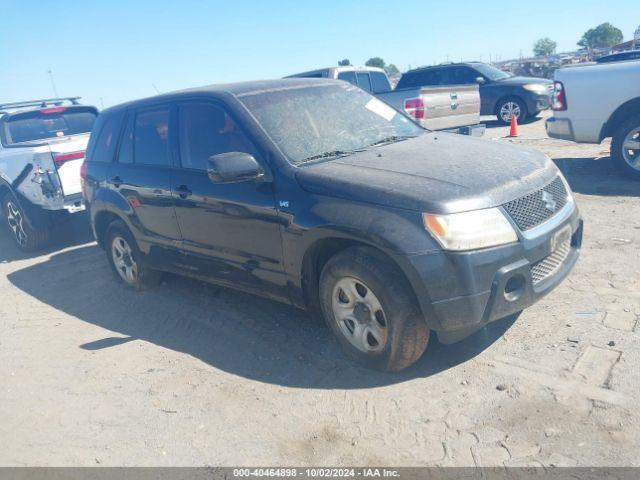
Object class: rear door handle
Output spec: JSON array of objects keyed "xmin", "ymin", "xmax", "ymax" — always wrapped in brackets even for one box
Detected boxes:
[
  {"xmin": 108, "ymin": 176, "xmax": 123, "ymax": 188},
  {"xmin": 175, "ymin": 185, "xmax": 192, "ymax": 199}
]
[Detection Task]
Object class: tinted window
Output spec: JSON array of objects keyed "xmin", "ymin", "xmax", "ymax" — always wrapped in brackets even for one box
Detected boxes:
[
  {"xmin": 2, "ymin": 107, "xmax": 97, "ymax": 145},
  {"xmin": 356, "ymin": 72, "xmax": 372, "ymax": 92},
  {"xmin": 133, "ymin": 108, "xmax": 171, "ymax": 166},
  {"xmin": 178, "ymin": 103, "xmax": 255, "ymax": 171},
  {"xmin": 446, "ymin": 67, "xmax": 477, "ymax": 84},
  {"xmin": 90, "ymin": 113, "xmax": 123, "ymax": 163},
  {"xmin": 370, "ymin": 72, "xmax": 391, "ymax": 93},
  {"xmin": 397, "ymin": 69, "xmax": 441, "ymax": 89},
  {"xmin": 337, "ymin": 71, "xmax": 357, "ymax": 86},
  {"xmin": 117, "ymin": 114, "xmax": 134, "ymax": 164}
]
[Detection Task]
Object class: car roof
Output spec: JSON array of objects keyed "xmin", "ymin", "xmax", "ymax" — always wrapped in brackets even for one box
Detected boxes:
[
  {"xmin": 404, "ymin": 62, "xmax": 482, "ymax": 73},
  {"xmin": 285, "ymin": 65, "xmax": 386, "ymax": 78},
  {"xmin": 101, "ymin": 78, "xmax": 343, "ymax": 115}
]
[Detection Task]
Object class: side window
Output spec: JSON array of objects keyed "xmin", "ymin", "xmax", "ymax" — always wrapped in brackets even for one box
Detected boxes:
[
  {"xmin": 178, "ymin": 103, "xmax": 256, "ymax": 171},
  {"xmin": 356, "ymin": 72, "xmax": 372, "ymax": 92},
  {"xmin": 370, "ymin": 72, "xmax": 391, "ymax": 93},
  {"xmin": 133, "ymin": 108, "xmax": 171, "ymax": 166},
  {"xmin": 448, "ymin": 67, "xmax": 476, "ymax": 84},
  {"xmin": 90, "ymin": 113, "xmax": 123, "ymax": 163},
  {"xmin": 416, "ymin": 70, "xmax": 441, "ymax": 86},
  {"xmin": 337, "ymin": 71, "xmax": 357, "ymax": 86},
  {"xmin": 116, "ymin": 114, "xmax": 134, "ymax": 164}
]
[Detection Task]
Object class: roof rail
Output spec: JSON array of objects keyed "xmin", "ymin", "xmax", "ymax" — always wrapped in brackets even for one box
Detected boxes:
[{"xmin": 0, "ymin": 97, "xmax": 82, "ymax": 111}]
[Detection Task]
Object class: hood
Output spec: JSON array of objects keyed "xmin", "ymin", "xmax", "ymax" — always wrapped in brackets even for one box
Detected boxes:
[
  {"xmin": 295, "ymin": 132, "xmax": 559, "ymax": 214},
  {"xmin": 494, "ymin": 76, "xmax": 553, "ymax": 86}
]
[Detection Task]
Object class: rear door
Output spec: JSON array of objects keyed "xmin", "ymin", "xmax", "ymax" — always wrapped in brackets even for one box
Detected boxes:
[
  {"xmin": 107, "ymin": 105, "xmax": 183, "ymax": 265},
  {"xmin": 171, "ymin": 101, "xmax": 287, "ymax": 301}
]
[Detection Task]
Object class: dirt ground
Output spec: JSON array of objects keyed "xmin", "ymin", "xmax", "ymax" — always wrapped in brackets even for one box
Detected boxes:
[{"xmin": 1, "ymin": 112, "xmax": 638, "ymax": 467}]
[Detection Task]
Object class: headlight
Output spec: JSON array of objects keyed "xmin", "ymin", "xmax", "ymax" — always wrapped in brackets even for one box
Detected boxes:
[
  {"xmin": 423, "ymin": 208, "xmax": 518, "ymax": 251},
  {"xmin": 522, "ymin": 83, "xmax": 549, "ymax": 93}
]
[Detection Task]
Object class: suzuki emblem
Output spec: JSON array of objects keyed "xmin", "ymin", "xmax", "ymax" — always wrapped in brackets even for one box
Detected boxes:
[{"xmin": 542, "ymin": 191, "xmax": 557, "ymax": 212}]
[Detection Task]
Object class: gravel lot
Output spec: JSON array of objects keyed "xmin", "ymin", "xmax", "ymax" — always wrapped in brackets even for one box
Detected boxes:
[{"xmin": 1, "ymin": 112, "xmax": 638, "ymax": 467}]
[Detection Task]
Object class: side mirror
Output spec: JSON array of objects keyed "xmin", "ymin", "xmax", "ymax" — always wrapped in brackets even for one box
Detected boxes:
[
  {"xmin": 475, "ymin": 76, "xmax": 486, "ymax": 84},
  {"xmin": 207, "ymin": 152, "xmax": 264, "ymax": 184}
]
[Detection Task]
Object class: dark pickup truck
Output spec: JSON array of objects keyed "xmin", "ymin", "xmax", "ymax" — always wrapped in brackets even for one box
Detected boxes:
[{"xmin": 83, "ymin": 78, "xmax": 582, "ymax": 371}]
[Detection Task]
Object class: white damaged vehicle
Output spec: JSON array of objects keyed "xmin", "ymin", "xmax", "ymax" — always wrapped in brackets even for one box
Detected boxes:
[{"xmin": 0, "ymin": 98, "xmax": 98, "ymax": 250}]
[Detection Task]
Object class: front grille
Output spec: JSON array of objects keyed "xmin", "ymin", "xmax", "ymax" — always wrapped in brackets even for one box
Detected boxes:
[
  {"xmin": 531, "ymin": 240, "xmax": 572, "ymax": 285},
  {"xmin": 502, "ymin": 177, "xmax": 568, "ymax": 231}
]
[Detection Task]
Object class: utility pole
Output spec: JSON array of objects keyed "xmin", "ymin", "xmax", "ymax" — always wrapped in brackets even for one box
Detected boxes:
[{"xmin": 47, "ymin": 70, "xmax": 59, "ymax": 97}]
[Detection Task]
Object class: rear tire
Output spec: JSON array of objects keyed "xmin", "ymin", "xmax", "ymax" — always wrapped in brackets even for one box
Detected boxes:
[
  {"xmin": 105, "ymin": 220, "xmax": 161, "ymax": 290},
  {"xmin": 318, "ymin": 246, "xmax": 430, "ymax": 372},
  {"xmin": 611, "ymin": 114, "xmax": 640, "ymax": 180},
  {"xmin": 496, "ymin": 97, "xmax": 527, "ymax": 125},
  {"xmin": 1, "ymin": 192, "xmax": 50, "ymax": 252}
]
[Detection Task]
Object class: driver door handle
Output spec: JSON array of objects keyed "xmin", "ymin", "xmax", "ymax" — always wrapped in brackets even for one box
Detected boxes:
[
  {"xmin": 108, "ymin": 176, "xmax": 123, "ymax": 188},
  {"xmin": 175, "ymin": 184, "xmax": 192, "ymax": 199}
]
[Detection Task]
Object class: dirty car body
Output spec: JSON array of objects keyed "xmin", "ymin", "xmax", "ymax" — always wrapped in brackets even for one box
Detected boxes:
[{"xmin": 84, "ymin": 79, "xmax": 582, "ymax": 369}]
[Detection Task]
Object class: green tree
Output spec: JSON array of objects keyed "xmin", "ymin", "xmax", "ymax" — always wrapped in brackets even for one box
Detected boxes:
[
  {"xmin": 384, "ymin": 63, "xmax": 399, "ymax": 76},
  {"xmin": 578, "ymin": 23, "xmax": 624, "ymax": 49},
  {"xmin": 365, "ymin": 57, "xmax": 386, "ymax": 69},
  {"xmin": 533, "ymin": 37, "xmax": 557, "ymax": 57},
  {"xmin": 338, "ymin": 59, "xmax": 351, "ymax": 66}
]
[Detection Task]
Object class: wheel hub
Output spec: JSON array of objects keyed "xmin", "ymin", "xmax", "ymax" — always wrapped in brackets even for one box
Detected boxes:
[
  {"xmin": 353, "ymin": 302, "xmax": 371, "ymax": 324},
  {"xmin": 331, "ymin": 277, "xmax": 388, "ymax": 353}
]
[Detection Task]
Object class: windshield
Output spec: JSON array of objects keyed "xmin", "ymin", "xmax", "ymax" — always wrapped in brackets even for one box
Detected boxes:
[
  {"xmin": 239, "ymin": 83, "xmax": 422, "ymax": 165},
  {"xmin": 473, "ymin": 63, "xmax": 513, "ymax": 81},
  {"xmin": 1, "ymin": 107, "xmax": 97, "ymax": 145}
]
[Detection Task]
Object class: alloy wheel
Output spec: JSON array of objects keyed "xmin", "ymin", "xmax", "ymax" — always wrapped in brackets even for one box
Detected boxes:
[
  {"xmin": 6, "ymin": 201, "xmax": 27, "ymax": 247},
  {"xmin": 331, "ymin": 277, "xmax": 388, "ymax": 353},
  {"xmin": 622, "ymin": 126, "xmax": 640, "ymax": 171},
  {"xmin": 499, "ymin": 102, "xmax": 521, "ymax": 123},
  {"xmin": 111, "ymin": 236, "xmax": 138, "ymax": 284}
]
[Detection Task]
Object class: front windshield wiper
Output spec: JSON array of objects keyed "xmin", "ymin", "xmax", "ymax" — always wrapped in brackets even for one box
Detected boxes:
[
  {"xmin": 297, "ymin": 149, "xmax": 363, "ymax": 165},
  {"xmin": 368, "ymin": 135, "xmax": 416, "ymax": 147}
]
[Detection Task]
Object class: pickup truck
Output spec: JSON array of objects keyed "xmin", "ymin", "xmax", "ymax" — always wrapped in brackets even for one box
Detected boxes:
[
  {"xmin": 287, "ymin": 66, "xmax": 483, "ymax": 134},
  {"xmin": 545, "ymin": 60, "xmax": 640, "ymax": 179},
  {"xmin": 84, "ymin": 78, "xmax": 582, "ymax": 371},
  {"xmin": 0, "ymin": 97, "xmax": 98, "ymax": 250}
]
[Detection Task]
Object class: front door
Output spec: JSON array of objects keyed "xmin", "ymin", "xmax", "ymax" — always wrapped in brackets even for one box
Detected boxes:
[{"xmin": 171, "ymin": 101, "xmax": 287, "ymax": 301}]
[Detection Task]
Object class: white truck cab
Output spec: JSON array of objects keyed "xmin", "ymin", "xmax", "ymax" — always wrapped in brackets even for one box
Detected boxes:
[
  {"xmin": 546, "ymin": 60, "xmax": 640, "ymax": 179},
  {"xmin": 0, "ymin": 97, "xmax": 98, "ymax": 250}
]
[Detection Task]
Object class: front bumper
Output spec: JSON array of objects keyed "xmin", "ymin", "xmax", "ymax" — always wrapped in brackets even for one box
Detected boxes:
[
  {"xmin": 524, "ymin": 92, "xmax": 552, "ymax": 114},
  {"xmin": 546, "ymin": 117, "xmax": 575, "ymax": 141},
  {"xmin": 402, "ymin": 204, "xmax": 583, "ymax": 343}
]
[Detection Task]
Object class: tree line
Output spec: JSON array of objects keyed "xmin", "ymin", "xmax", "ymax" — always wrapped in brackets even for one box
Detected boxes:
[{"xmin": 533, "ymin": 22, "xmax": 625, "ymax": 57}]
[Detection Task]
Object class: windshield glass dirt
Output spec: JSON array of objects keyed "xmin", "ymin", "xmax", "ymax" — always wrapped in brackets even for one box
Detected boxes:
[
  {"xmin": 2, "ymin": 107, "xmax": 97, "ymax": 145},
  {"xmin": 239, "ymin": 83, "xmax": 422, "ymax": 165}
]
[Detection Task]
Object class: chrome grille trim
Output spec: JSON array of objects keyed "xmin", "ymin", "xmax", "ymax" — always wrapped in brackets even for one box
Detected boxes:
[{"xmin": 531, "ymin": 240, "xmax": 572, "ymax": 285}]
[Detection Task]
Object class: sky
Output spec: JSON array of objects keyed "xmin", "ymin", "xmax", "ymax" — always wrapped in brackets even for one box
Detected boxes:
[{"xmin": 1, "ymin": 0, "xmax": 638, "ymax": 109}]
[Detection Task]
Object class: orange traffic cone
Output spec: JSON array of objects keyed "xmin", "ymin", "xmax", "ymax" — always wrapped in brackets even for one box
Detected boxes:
[{"xmin": 508, "ymin": 114, "xmax": 519, "ymax": 137}]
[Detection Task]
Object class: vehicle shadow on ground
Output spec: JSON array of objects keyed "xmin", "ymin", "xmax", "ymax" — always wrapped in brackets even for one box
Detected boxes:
[
  {"xmin": 0, "ymin": 213, "xmax": 94, "ymax": 263},
  {"xmin": 554, "ymin": 156, "xmax": 640, "ymax": 197},
  {"xmin": 7, "ymin": 243, "xmax": 516, "ymax": 389}
]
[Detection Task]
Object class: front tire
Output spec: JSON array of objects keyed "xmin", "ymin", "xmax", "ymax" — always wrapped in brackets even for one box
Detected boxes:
[
  {"xmin": 1, "ymin": 193, "xmax": 50, "ymax": 252},
  {"xmin": 319, "ymin": 247, "xmax": 430, "ymax": 372},
  {"xmin": 105, "ymin": 220, "xmax": 161, "ymax": 290},
  {"xmin": 611, "ymin": 114, "xmax": 640, "ymax": 180},
  {"xmin": 496, "ymin": 97, "xmax": 527, "ymax": 125}
]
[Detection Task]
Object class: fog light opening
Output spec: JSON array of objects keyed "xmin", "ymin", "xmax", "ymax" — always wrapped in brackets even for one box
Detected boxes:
[{"xmin": 504, "ymin": 275, "xmax": 525, "ymax": 301}]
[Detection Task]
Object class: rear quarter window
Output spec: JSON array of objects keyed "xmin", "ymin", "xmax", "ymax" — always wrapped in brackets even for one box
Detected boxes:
[
  {"xmin": 370, "ymin": 72, "xmax": 391, "ymax": 93},
  {"xmin": 87, "ymin": 111, "xmax": 125, "ymax": 163}
]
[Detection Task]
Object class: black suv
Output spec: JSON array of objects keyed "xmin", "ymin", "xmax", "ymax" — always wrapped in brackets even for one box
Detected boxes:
[
  {"xmin": 397, "ymin": 62, "xmax": 553, "ymax": 124},
  {"xmin": 83, "ymin": 79, "xmax": 582, "ymax": 371}
]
